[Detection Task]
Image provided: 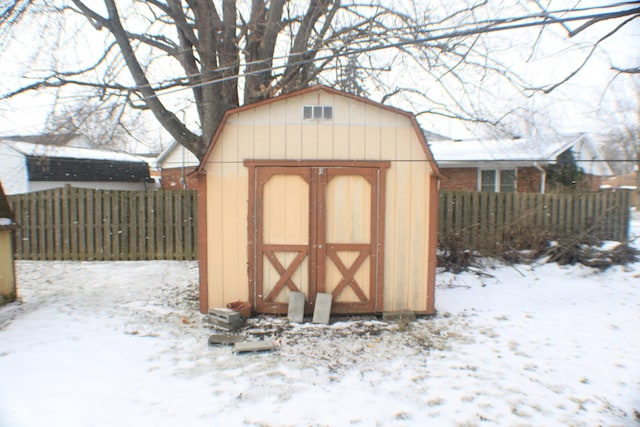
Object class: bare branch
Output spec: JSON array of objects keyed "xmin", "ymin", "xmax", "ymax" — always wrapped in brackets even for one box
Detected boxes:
[{"xmin": 612, "ymin": 66, "xmax": 640, "ymax": 74}]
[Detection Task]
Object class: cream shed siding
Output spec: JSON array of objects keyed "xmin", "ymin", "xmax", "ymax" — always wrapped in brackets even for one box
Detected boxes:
[{"xmin": 200, "ymin": 87, "xmax": 437, "ymax": 314}]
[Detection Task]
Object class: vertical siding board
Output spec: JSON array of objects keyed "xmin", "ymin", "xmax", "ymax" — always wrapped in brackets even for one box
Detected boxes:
[
  {"xmin": 317, "ymin": 124, "xmax": 333, "ymax": 159},
  {"xmin": 208, "ymin": 173, "xmax": 224, "ymax": 308},
  {"xmin": 364, "ymin": 107, "xmax": 382, "ymax": 161},
  {"xmin": 409, "ymin": 162, "xmax": 427, "ymax": 311},
  {"xmin": 380, "ymin": 129, "xmax": 397, "ymax": 311}
]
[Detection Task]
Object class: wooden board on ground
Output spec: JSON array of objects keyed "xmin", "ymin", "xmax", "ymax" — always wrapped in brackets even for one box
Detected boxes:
[{"xmin": 234, "ymin": 340, "xmax": 276, "ymax": 353}]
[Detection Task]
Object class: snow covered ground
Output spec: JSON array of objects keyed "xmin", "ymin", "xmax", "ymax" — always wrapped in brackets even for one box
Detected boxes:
[{"xmin": 1, "ymin": 216, "xmax": 639, "ymax": 426}]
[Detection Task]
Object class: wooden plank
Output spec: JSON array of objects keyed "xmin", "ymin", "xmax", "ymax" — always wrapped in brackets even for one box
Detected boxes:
[
  {"xmin": 504, "ymin": 192, "xmax": 513, "ymax": 235},
  {"xmin": 234, "ymin": 340, "xmax": 276, "ymax": 353},
  {"xmin": 119, "ymin": 191, "xmax": 129, "ymax": 260},
  {"xmin": 103, "ymin": 191, "xmax": 113, "ymax": 260},
  {"xmin": 460, "ymin": 192, "xmax": 471, "ymax": 244},
  {"xmin": 37, "ymin": 190, "xmax": 46, "ymax": 260},
  {"xmin": 96, "ymin": 190, "xmax": 104, "ymax": 260},
  {"xmin": 156, "ymin": 191, "xmax": 166, "ymax": 259},
  {"xmin": 174, "ymin": 191, "xmax": 184, "ymax": 260},
  {"xmin": 148, "ymin": 191, "xmax": 157, "ymax": 260},
  {"xmin": 69, "ymin": 187, "xmax": 79, "ymax": 260},
  {"xmin": 84, "ymin": 188, "xmax": 94, "ymax": 260},
  {"xmin": 164, "ymin": 191, "xmax": 174, "ymax": 259},
  {"xmin": 137, "ymin": 192, "xmax": 146, "ymax": 260}
]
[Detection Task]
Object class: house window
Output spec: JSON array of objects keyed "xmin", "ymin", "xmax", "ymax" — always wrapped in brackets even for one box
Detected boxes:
[
  {"xmin": 303, "ymin": 105, "xmax": 333, "ymax": 120},
  {"xmin": 480, "ymin": 169, "xmax": 516, "ymax": 192}
]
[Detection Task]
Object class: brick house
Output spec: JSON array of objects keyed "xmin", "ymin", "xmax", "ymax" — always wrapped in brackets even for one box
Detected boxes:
[
  {"xmin": 430, "ymin": 133, "xmax": 612, "ymax": 193},
  {"xmin": 155, "ymin": 141, "xmax": 199, "ymax": 190}
]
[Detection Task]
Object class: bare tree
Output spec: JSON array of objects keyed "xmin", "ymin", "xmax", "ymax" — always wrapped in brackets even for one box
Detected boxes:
[
  {"xmin": 1, "ymin": 1, "xmax": 638, "ymax": 158},
  {"xmin": 600, "ymin": 76, "xmax": 640, "ymax": 191}
]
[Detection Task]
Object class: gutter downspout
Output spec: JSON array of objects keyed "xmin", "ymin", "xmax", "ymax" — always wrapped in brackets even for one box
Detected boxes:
[{"xmin": 534, "ymin": 163, "xmax": 546, "ymax": 194}]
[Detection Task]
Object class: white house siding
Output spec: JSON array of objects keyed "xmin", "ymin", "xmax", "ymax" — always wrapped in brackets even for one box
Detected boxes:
[{"xmin": 0, "ymin": 143, "xmax": 29, "ymax": 195}]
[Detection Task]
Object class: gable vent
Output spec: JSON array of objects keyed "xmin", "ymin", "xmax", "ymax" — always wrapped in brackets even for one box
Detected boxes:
[{"xmin": 303, "ymin": 105, "xmax": 333, "ymax": 120}]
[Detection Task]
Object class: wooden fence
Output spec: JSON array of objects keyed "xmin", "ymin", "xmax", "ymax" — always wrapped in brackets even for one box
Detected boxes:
[
  {"xmin": 438, "ymin": 191, "xmax": 631, "ymax": 248},
  {"xmin": 9, "ymin": 187, "xmax": 197, "ymax": 261},
  {"xmin": 8, "ymin": 188, "xmax": 631, "ymax": 261}
]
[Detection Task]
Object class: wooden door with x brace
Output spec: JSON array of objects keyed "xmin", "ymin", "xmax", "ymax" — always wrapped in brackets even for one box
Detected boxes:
[{"xmin": 249, "ymin": 163, "xmax": 387, "ymax": 314}]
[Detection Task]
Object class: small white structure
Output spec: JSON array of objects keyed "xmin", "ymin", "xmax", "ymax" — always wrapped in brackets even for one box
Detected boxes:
[{"xmin": 0, "ymin": 136, "xmax": 152, "ymax": 195}]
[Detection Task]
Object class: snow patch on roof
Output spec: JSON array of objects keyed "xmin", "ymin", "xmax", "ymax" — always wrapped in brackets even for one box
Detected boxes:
[
  {"xmin": 429, "ymin": 135, "xmax": 579, "ymax": 163},
  {"xmin": 1, "ymin": 140, "xmax": 146, "ymax": 163}
]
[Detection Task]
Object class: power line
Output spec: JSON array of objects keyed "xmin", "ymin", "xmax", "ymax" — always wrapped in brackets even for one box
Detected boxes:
[{"xmin": 5, "ymin": 2, "xmax": 638, "ymax": 105}]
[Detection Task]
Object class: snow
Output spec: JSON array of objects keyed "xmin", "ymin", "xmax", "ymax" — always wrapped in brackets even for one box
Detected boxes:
[
  {"xmin": 429, "ymin": 133, "xmax": 612, "ymax": 176},
  {"xmin": 1, "ymin": 219, "xmax": 639, "ymax": 426},
  {"xmin": 1, "ymin": 140, "xmax": 146, "ymax": 162}
]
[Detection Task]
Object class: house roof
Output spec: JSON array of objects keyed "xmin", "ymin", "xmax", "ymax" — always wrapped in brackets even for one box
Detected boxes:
[
  {"xmin": 1, "ymin": 140, "xmax": 145, "ymax": 162},
  {"xmin": 196, "ymin": 85, "xmax": 440, "ymax": 175},
  {"xmin": 1, "ymin": 133, "xmax": 95, "ymax": 148},
  {"xmin": 0, "ymin": 139, "xmax": 150, "ymax": 183},
  {"xmin": 429, "ymin": 133, "xmax": 612, "ymax": 176},
  {"xmin": 25, "ymin": 156, "xmax": 150, "ymax": 182},
  {"xmin": 156, "ymin": 140, "xmax": 200, "ymax": 169}
]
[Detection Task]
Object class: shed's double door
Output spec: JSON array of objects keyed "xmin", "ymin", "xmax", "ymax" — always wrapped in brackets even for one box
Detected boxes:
[{"xmin": 251, "ymin": 165, "xmax": 384, "ymax": 314}]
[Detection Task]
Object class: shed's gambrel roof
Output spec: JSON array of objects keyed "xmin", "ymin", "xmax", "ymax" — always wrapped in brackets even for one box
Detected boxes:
[{"xmin": 197, "ymin": 85, "xmax": 440, "ymax": 176}]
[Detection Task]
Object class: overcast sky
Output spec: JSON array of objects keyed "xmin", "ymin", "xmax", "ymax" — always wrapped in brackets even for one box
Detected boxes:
[{"xmin": 0, "ymin": 1, "xmax": 637, "ymax": 150}]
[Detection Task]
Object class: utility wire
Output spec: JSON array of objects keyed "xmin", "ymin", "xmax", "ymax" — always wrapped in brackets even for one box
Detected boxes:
[{"xmin": 6, "ymin": 3, "xmax": 638, "ymax": 103}]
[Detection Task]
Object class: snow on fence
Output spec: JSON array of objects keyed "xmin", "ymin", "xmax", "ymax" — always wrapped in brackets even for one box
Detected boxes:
[
  {"xmin": 8, "ymin": 186, "xmax": 197, "ymax": 261},
  {"xmin": 8, "ymin": 188, "xmax": 631, "ymax": 261},
  {"xmin": 438, "ymin": 190, "xmax": 631, "ymax": 248}
]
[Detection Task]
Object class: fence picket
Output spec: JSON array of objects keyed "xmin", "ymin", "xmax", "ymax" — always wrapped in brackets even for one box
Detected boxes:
[
  {"xmin": 8, "ymin": 188, "xmax": 631, "ymax": 261},
  {"xmin": 437, "ymin": 191, "xmax": 630, "ymax": 251}
]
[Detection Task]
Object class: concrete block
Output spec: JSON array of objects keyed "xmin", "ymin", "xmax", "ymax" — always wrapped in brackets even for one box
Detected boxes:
[
  {"xmin": 234, "ymin": 340, "xmax": 276, "ymax": 353},
  {"xmin": 312, "ymin": 293, "xmax": 332, "ymax": 324},
  {"xmin": 287, "ymin": 291, "xmax": 305, "ymax": 323},
  {"xmin": 208, "ymin": 308, "xmax": 244, "ymax": 330}
]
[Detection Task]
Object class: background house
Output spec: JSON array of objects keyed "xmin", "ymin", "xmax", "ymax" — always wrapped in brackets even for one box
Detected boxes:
[
  {"xmin": 193, "ymin": 85, "xmax": 440, "ymax": 316},
  {"xmin": 155, "ymin": 141, "xmax": 199, "ymax": 190},
  {"xmin": 0, "ymin": 181, "xmax": 18, "ymax": 305},
  {"xmin": 0, "ymin": 135, "xmax": 153, "ymax": 194},
  {"xmin": 430, "ymin": 133, "xmax": 612, "ymax": 193},
  {"xmin": 601, "ymin": 171, "xmax": 640, "ymax": 207}
]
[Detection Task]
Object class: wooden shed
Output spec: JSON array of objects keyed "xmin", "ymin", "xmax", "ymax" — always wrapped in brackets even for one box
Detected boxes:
[
  {"xmin": 194, "ymin": 86, "xmax": 440, "ymax": 316},
  {"xmin": 0, "ymin": 181, "xmax": 18, "ymax": 305}
]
